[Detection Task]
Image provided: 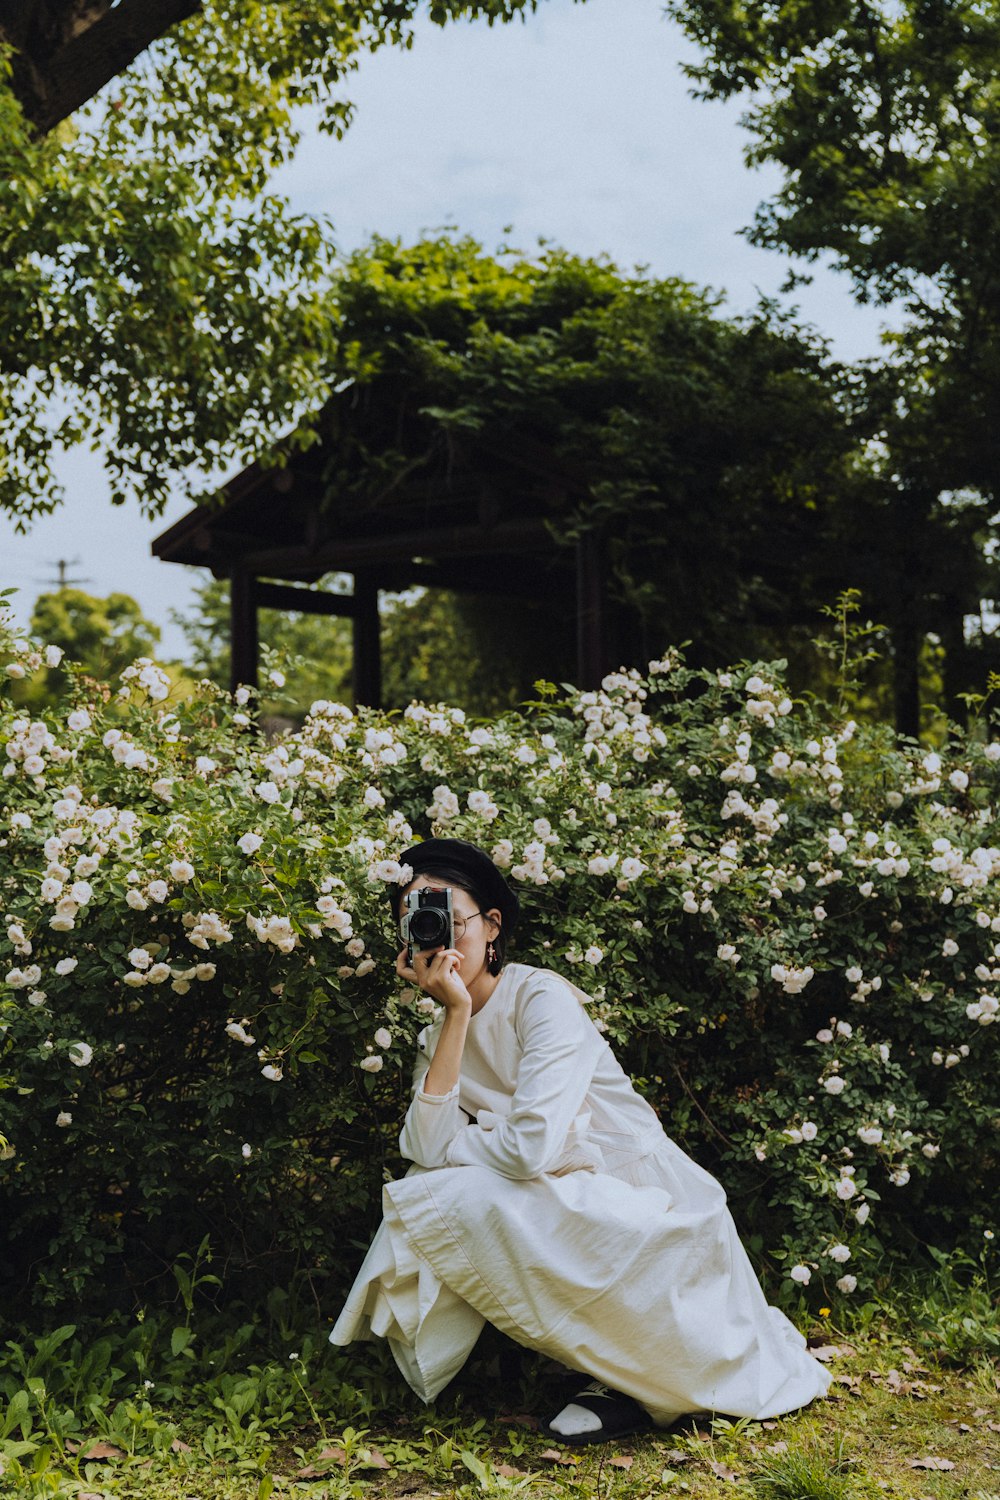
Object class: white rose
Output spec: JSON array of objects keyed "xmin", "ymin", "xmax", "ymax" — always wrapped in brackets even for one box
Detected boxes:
[
  {"xmin": 261, "ymin": 1064, "xmax": 284, "ymax": 1082},
  {"xmin": 237, "ymin": 832, "xmax": 263, "ymax": 856},
  {"xmin": 45, "ymin": 645, "xmax": 64, "ymax": 667},
  {"xmin": 789, "ymin": 1265, "xmax": 811, "ymax": 1285},
  {"xmin": 855, "ymin": 1202, "xmax": 870, "ymax": 1224},
  {"xmin": 255, "ymin": 781, "xmax": 280, "ymax": 804},
  {"xmin": 836, "ymin": 1178, "xmax": 858, "ymax": 1200},
  {"xmin": 169, "ymin": 859, "xmax": 195, "ymax": 882},
  {"xmin": 374, "ymin": 1027, "xmax": 392, "ymax": 1050},
  {"xmin": 148, "ymin": 881, "xmax": 168, "ymax": 902},
  {"xmin": 241, "ymin": 1142, "xmax": 253, "ymax": 1159},
  {"xmin": 345, "ymin": 938, "xmax": 365, "ymax": 958},
  {"xmin": 146, "ymin": 963, "xmax": 171, "ymax": 983},
  {"xmin": 56, "ymin": 1111, "xmax": 73, "ymax": 1127},
  {"xmin": 360, "ymin": 1055, "xmax": 384, "ymax": 1073},
  {"xmin": 800, "ymin": 1121, "xmax": 818, "ymax": 1141},
  {"xmin": 67, "ymin": 709, "xmax": 91, "ymax": 732},
  {"xmin": 355, "ymin": 958, "xmax": 376, "ymax": 977},
  {"xmin": 858, "ymin": 1125, "xmax": 883, "ymax": 1145},
  {"xmin": 125, "ymin": 889, "xmax": 148, "ymax": 911},
  {"xmin": 269, "ymin": 670, "xmax": 286, "ymax": 688},
  {"xmin": 823, "ymin": 1075, "xmax": 847, "ymax": 1095},
  {"xmin": 826, "ymin": 1244, "xmax": 851, "ymax": 1263},
  {"xmin": 942, "ymin": 938, "xmax": 959, "ymax": 957},
  {"xmin": 55, "ymin": 957, "xmax": 78, "ymax": 976},
  {"xmin": 68, "ymin": 1041, "xmax": 93, "ymax": 1067},
  {"xmin": 584, "ymin": 946, "xmax": 603, "ymax": 965},
  {"xmin": 836, "ymin": 1274, "xmax": 858, "ymax": 1293},
  {"xmin": 362, "ymin": 786, "xmax": 385, "ymax": 810}
]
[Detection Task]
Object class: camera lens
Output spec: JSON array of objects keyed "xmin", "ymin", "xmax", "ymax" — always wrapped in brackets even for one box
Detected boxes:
[{"xmin": 409, "ymin": 908, "xmax": 448, "ymax": 947}]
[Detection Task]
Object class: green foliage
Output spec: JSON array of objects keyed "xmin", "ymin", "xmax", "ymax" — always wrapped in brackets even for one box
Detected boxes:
[
  {"xmin": 1, "ymin": 594, "xmax": 998, "ymax": 1326},
  {"xmin": 666, "ymin": 0, "xmax": 1000, "ymax": 580},
  {"xmin": 0, "ymin": 2, "xmax": 574, "ymax": 522},
  {"xmin": 10, "ymin": 591, "xmax": 162, "ymax": 711},
  {"xmin": 318, "ymin": 234, "xmax": 870, "ymax": 675}
]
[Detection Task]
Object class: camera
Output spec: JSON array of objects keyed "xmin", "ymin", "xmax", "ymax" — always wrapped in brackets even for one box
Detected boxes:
[{"xmin": 401, "ymin": 887, "xmax": 454, "ymax": 964}]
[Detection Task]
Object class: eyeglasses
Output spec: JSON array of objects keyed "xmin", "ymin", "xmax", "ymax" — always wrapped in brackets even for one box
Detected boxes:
[{"xmin": 386, "ymin": 910, "xmax": 489, "ymax": 948}]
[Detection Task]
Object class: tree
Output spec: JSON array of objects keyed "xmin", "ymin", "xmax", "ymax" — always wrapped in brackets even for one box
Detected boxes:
[
  {"xmin": 0, "ymin": 2, "xmax": 578, "ymax": 524},
  {"xmin": 664, "ymin": 0, "xmax": 1000, "ymax": 724},
  {"xmin": 12, "ymin": 588, "xmax": 161, "ymax": 706},
  {"xmin": 310, "ymin": 234, "xmax": 879, "ymax": 685}
]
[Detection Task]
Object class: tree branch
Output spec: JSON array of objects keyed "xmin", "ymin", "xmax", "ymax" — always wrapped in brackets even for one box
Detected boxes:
[{"xmin": 4, "ymin": 0, "xmax": 203, "ymax": 134}]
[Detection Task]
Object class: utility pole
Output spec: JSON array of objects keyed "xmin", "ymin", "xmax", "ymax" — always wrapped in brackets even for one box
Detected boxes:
[{"xmin": 36, "ymin": 558, "xmax": 90, "ymax": 591}]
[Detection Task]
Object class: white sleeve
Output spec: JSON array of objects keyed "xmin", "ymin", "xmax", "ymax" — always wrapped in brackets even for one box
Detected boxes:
[
  {"xmin": 444, "ymin": 974, "xmax": 603, "ymax": 1180},
  {"xmin": 398, "ymin": 1023, "xmax": 467, "ymax": 1169}
]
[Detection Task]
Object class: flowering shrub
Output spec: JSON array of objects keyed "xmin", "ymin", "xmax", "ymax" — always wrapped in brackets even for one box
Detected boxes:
[{"xmin": 0, "ymin": 600, "xmax": 996, "ymax": 1319}]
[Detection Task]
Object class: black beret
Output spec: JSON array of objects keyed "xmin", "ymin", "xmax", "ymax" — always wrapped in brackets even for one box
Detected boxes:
[{"xmin": 390, "ymin": 837, "xmax": 520, "ymax": 934}]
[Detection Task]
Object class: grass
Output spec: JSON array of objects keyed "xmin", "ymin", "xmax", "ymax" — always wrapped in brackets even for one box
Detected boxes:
[{"xmin": 0, "ymin": 1278, "xmax": 995, "ymax": 1500}]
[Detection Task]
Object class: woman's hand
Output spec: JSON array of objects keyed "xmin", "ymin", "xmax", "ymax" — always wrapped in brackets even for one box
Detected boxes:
[{"xmin": 396, "ymin": 945, "xmax": 472, "ymax": 1013}]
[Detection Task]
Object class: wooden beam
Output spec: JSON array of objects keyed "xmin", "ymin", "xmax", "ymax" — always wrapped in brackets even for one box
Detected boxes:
[
  {"xmin": 576, "ymin": 531, "xmax": 605, "ymax": 689},
  {"xmin": 229, "ymin": 567, "xmax": 259, "ymax": 693},
  {"xmin": 237, "ymin": 517, "xmax": 555, "ymax": 577},
  {"xmin": 352, "ymin": 570, "xmax": 382, "ymax": 709},
  {"xmin": 255, "ymin": 582, "xmax": 358, "ymax": 618}
]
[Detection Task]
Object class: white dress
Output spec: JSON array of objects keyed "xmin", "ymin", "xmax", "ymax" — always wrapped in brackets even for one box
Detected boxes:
[{"xmin": 330, "ymin": 963, "xmax": 831, "ymax": 1425}]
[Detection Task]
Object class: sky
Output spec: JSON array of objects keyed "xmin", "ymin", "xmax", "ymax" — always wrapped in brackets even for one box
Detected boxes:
[{"xmin": 2, "ymin": 0, "xmax": 897, "ymax": 661}]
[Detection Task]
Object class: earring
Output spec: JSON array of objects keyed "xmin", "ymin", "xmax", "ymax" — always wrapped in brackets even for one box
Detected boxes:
[{"xmin": 487, "ymin": 942, "xmax": 496, "ymax": 967}]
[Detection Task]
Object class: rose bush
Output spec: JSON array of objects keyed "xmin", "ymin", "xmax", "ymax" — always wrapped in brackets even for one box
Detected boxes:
[{"xmin": 0, "ymin": 597, "xmax": 996, "ymax": 1320}]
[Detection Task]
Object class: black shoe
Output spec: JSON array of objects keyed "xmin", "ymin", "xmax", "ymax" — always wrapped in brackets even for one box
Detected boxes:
[{"xmin": 543, "ymin": 1380, "xmax": 653, "ymax": 1447}]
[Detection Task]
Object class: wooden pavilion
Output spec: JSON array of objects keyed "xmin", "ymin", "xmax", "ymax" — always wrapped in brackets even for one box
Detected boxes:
[{"xmin": 152, "ymin": 386, "xmax": 639, "ymax": 706}]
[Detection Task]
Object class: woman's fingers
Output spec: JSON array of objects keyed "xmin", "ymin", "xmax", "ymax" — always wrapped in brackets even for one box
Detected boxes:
[{"xmin": 395, "ymin": 948, "xmax": 418, "ymax": 981}]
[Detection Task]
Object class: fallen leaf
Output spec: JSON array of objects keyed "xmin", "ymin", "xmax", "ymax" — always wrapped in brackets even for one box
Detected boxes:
[
  {"xmin": 363, "ymin": 1447, "xmax": 390, "ymax": 1470},
  {"xmin": 907, "ymin": 1458, "xmax": 956, "ymax": 1471},
  {"xmin": 766, "ymin": 1442, "xmax": 789, "ymax": 1454},
  {"xmin": 809, "ymin": 1345, "xmax": 854, "ymax": 1363},
  {"xmin": 987, "ymin": 1421, "xmax": 1000, "ymax": 1434},
  {"xmin": 171, "ymin": 1438, "xmax": 193, "ymax": 1453},
  {"xmin": 761, "ymin": 1422, "xmax": 779, "ymax": 1430},
  {"xmin": 708, "ymin": 1460, "xmax": 740, "ymax": 1482},
  {"xmin": 494, "ymin": 1463, "xmax": 525, "ymax": 1478},
  {"xmin": 539, "ymin": 1448, "xmax": 579, "ymax": 1466},
  {"xmin": 659, "ymin": 1448, "xmax": 693, "ymax": 1464},
  {"xmin": 496, "ymin": 1412, "xmax": 540, "ymax": 1429},
  {"xmin": 833, "ymin": 1374, "xmax": 862, "ymax": 1390},
  {"xmin": 609, "ymin": 1455, "xmax": 633, "ymax": 1469},
  {"xmin": 956, "ymin": 1424, "xmax": 972, "ymax": 1433},
  {"xmin": 79, "ymin": 1441, "xmax": 125, "ymax": 1460},
  {"xmin": 294, "ymin": 1446, "xmax": 347, "ymax": 1477}
]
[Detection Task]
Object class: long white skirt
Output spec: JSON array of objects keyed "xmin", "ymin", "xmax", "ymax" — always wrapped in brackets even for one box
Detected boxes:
[{"xmin": 331, "ymin": 1139, "xmax": 830, "ymax": 1426}]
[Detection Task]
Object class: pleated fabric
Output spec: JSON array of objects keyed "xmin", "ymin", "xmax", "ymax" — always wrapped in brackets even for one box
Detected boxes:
[{"xmin": 331, "ymin": 963, "xmax": 830, "ymax": 1425}]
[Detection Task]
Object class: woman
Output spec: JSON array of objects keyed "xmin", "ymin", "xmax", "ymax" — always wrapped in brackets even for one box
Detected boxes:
[{"xmin": 331, "ymin": 838, "xmax": 830, "ymax": 1443}]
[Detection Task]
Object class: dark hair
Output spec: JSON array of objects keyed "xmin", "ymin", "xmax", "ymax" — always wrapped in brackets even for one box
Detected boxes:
[{"xmin": 394, "ymin": 864, "xmax": 511, "ymax": 975}]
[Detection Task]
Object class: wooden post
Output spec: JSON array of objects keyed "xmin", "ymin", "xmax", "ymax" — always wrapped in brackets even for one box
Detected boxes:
[
  {"xmin": 576, "ymin": 530, "xmax": 605, "ymax": 688},
  {"xmin": 229, "ymin": 566, "xmax": 259, "ymax": 693},
  {"xmin": 352, "ymin": 569, "xmax": 382, "ymax": 708}
]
